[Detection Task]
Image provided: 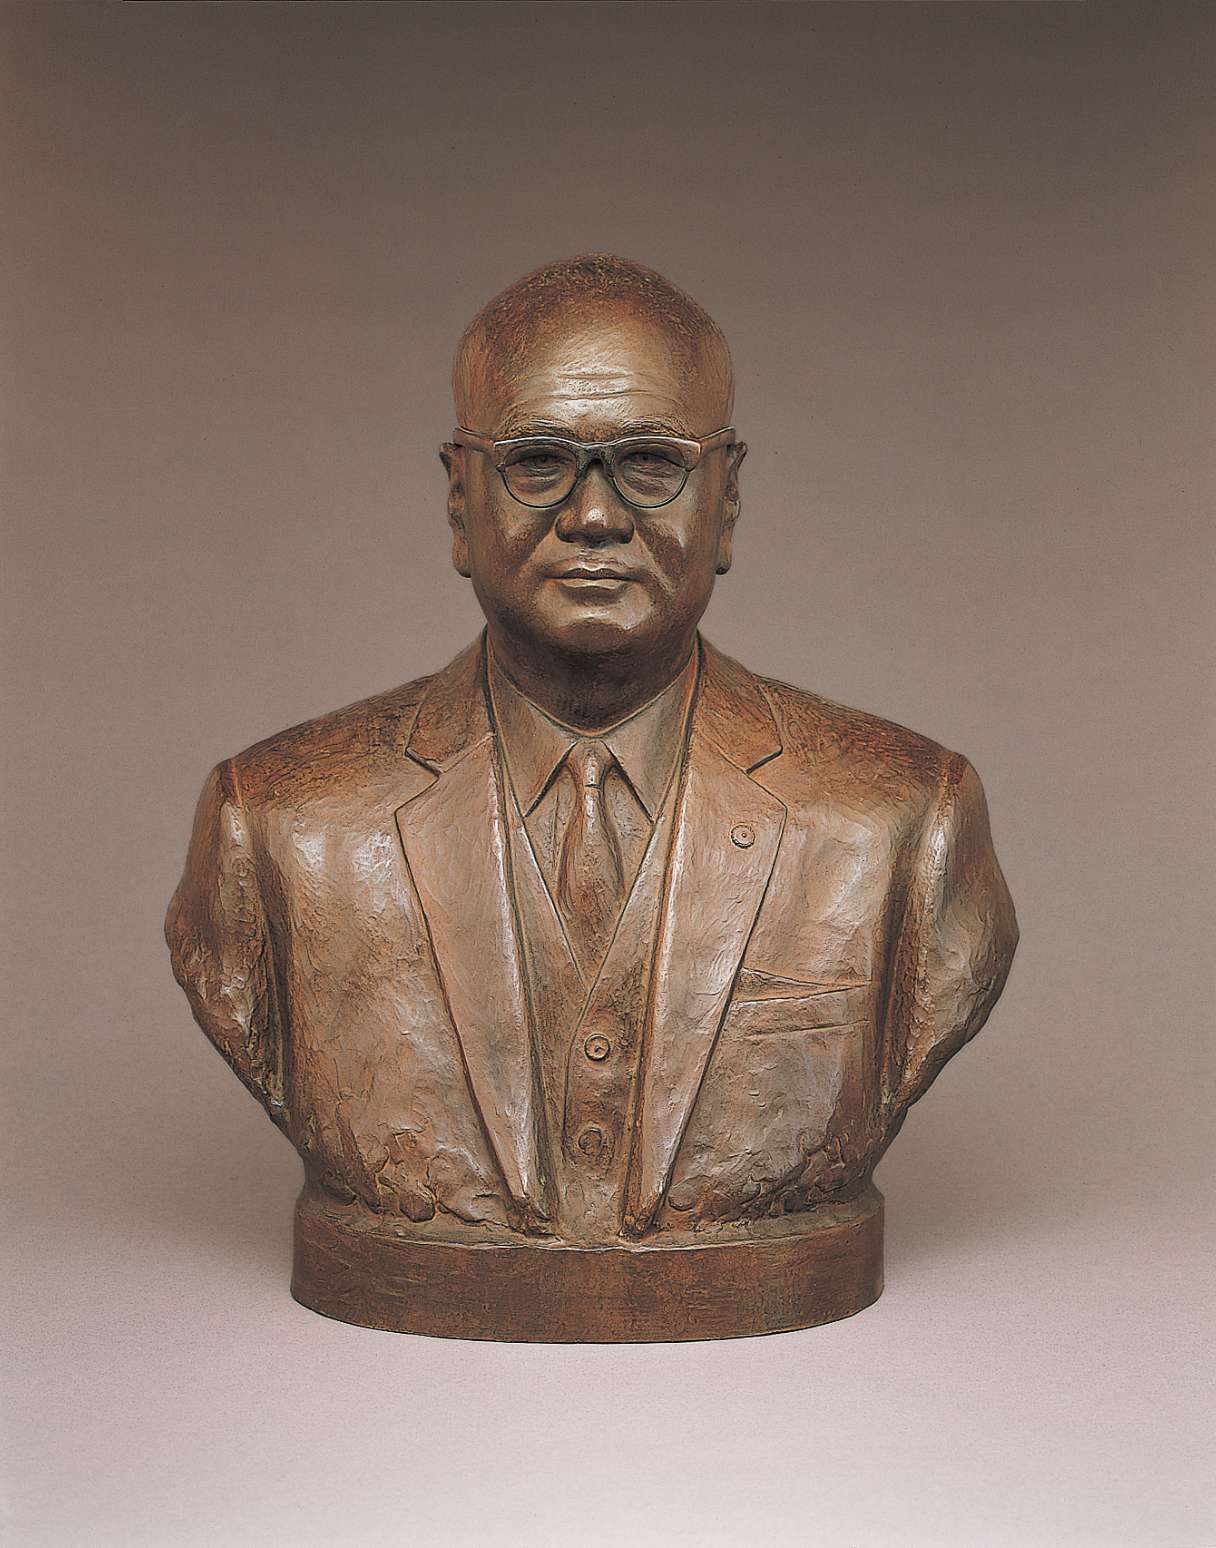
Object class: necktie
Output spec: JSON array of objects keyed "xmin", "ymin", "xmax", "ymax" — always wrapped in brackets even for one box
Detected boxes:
[{"xmin": 556, "ymin": 739, "xmax": 626, "ymax": 974}]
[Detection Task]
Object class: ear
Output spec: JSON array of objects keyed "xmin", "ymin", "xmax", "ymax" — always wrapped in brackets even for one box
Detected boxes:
[
  {"xmin": 439, "ymin": 443, "xmax": 471, "ymax": 578},
  {"xmin": 715, "ymin": 441, "xmax": 747, "ymax": 575}
]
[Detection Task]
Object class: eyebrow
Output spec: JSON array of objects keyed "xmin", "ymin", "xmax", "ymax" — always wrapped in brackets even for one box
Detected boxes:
[{"xmin": 498, "ymin": 416, "xmax": 692, "ymax": 440}]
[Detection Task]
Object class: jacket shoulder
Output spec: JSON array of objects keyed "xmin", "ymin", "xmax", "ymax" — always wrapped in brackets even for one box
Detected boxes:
[
  {"xmin": 226, "ymin": 674, "xmax": 433, "ymax": 806},
  {"xmin": 758, "ymin": 674, "xmax": 961, "ymax": 807}
]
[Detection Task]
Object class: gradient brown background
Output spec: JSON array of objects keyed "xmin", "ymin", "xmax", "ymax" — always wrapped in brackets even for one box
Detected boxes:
[{"xmin": 4, "ymin": 3, "xmax": 1212, "ymax": 1544}]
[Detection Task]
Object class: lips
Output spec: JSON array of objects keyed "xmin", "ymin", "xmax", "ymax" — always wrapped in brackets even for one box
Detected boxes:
[{"xmin": 549, "ymin": 567, "xmax": 637, "ymax": 582}]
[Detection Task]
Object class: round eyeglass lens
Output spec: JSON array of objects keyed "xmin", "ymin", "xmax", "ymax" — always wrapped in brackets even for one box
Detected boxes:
[
  {"xmin": 500, "ymin": 444, "xmax": 579, "ymax": 507},
  {"xmin": 612, "ymin": 444, "xmax": 690, "ymax": 507}
]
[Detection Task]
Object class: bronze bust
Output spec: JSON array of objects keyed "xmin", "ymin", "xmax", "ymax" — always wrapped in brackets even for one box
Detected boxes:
[{"xmin": 166, "ymin": 255, "xmax": 1018, "ymax": 1340}]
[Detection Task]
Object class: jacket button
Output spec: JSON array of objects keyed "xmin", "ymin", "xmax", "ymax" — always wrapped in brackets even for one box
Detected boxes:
[
  {"xmin": 576, "ymin": 1125, "xmax": 607, "ymax": 1158},
  {"xmin": 731, "ymin": 823, "xmax": 755, "ymax": 848},
  {"xmin": 584, "ymin": 1033, "xmax": 612, "ymax": 1061}
]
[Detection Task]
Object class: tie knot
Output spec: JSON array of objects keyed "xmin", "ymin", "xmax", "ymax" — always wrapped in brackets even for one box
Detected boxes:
[{"xmin": 568, "ymin": 738, "xmax": 614, "ymax": 789}]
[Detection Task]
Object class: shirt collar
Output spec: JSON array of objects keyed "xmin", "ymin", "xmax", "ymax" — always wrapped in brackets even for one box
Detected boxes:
[{"xmin": 487, "ymin": 641, "xmax": 697, "ymax": 820}]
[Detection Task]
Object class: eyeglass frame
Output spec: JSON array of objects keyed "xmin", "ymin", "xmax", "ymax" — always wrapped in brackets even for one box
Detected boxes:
[{"xmin": 448, "ymin": 425, "xmax": 738, "ymax": 510}]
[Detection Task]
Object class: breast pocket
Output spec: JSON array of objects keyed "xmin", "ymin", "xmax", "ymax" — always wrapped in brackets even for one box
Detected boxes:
[{"xmin": 726, "ymin": 968, "xmax": 875, "ymax": 1037}]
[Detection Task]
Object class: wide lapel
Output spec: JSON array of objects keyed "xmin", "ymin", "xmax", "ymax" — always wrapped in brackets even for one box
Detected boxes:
[
  {"xmin": 622, "ymin": 640, "xmax": 787, "ymax": 1235},
  {"xmin": 501, "ymin": 787, "xmax": 585, "ymax": 1145},
  {"xmin": 393, "ymin": 638, "xmax": 548, "ymax": 1222}
]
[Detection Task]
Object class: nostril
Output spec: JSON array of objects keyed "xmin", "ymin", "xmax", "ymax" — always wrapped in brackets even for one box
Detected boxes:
[{"xmin": 554, "ymin": 492, "xmax": 636, "ymax": 545}]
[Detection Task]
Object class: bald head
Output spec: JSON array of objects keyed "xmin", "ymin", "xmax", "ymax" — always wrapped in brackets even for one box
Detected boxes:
[{"xmin": 454, "ymin": 255, "xmax": 734, "ymax": 432}]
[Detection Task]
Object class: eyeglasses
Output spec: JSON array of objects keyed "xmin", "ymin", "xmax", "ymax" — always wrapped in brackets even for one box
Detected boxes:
[{"xmin": 450, "ymin": 426, "xmax": 737, "ymax": 510}]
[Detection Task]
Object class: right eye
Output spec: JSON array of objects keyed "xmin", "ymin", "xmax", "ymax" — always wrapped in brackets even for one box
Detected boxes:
[{"xmin": 512, "ymin": 454, "xmax": 565, "ymax": 475}]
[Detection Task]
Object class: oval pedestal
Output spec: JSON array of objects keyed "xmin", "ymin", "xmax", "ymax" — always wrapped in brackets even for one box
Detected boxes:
[{"xmin": 291, "ymin": 1184, "xmax": 884, "ymax": 1342}]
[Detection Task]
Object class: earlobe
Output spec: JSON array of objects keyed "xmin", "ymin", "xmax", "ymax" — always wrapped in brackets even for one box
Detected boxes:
[
  {"xmin": 448, "ymin": 499, "xmax": 471, "ymax": 578},
  {"xmin": 440, "ymin": 442, "xmax": 472, "ymax": 578},
  {"xmin": 716, "ymin": 441, "xmax": 746, "ymax": 572},
  {"xmin": 451, "ymin": 530, "xmax": 471, "ymax": 578}
]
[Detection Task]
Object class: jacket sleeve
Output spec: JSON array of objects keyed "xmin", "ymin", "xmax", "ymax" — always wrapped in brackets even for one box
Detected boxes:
[
  {"xmin": 882, "ymin": 752, "xmax": 1018, "ymax": 1131},
  {"xmin": 164, "ymin": 759, "xmax": 288, "ymax": 1128}
]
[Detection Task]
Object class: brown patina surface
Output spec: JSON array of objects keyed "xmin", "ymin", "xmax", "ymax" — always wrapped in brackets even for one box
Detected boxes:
[{"xmin": 167, "ymin": 257, "xmax": 1017, "ymax": 1339}]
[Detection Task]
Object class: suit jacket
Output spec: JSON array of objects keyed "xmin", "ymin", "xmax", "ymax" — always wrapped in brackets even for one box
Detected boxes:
[{"xmin": 166, "ymin": 635, "xmax": 1018, "ymax": 1242}]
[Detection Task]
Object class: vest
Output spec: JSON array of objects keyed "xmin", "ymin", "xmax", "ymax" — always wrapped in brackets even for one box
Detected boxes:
[{"xmin": 501, "ymin": 737, "xmax": 685, "ymax": 1240}]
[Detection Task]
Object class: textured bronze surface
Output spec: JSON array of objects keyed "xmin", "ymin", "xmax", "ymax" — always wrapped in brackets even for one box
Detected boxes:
[
  {"xmin": 292, "ymin": 1184, "xmax": 884, "ymax": 1342},
  {"xmin": 166, "ymin": 255, "xmax": 1018, "ymax": 1340}
]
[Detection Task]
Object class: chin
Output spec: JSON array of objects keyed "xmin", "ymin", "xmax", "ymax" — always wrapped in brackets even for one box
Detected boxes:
[{"xmin": 543, "ymin": 606, "xmax": 654, "ymax": 659}]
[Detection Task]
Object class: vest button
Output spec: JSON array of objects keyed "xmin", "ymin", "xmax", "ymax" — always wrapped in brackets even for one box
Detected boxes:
[
  {"xmin": 576, "ymin": 1125, "xmax": 607, "ymax": 1158},
  {"xmin": 584, "ymin": 1033, "xmax": 612, "ymax": 1061}
]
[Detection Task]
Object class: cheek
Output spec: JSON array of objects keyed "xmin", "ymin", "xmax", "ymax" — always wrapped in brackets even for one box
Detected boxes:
[
  {"xmin": 643, "ymin": 497, "xmax": 723, "ymax": 584},
  {"xmin": 465, "ymin": 493, "xmax": 545, "ymax": 575}
]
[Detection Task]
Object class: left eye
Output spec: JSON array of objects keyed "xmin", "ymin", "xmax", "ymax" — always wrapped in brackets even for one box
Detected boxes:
[{"xmin": 619, "ymin": 450, "xmax": 681, "ymax": 473}]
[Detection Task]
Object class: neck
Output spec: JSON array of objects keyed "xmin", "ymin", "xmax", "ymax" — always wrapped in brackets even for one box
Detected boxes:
[{"xmin": 486, "ymin": 625, "xmax": 697, "ymax": 731}]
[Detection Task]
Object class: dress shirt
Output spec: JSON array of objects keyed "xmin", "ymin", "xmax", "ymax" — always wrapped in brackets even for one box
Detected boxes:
[{"xmin": 486, "ymin": 642, "xmax": 697, "ymax": 902}]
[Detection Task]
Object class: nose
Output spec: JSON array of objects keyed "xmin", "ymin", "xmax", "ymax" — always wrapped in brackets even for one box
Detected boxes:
[{"xmin": 553, "ymin": 461, "xmax": 636, "ymax": 546}]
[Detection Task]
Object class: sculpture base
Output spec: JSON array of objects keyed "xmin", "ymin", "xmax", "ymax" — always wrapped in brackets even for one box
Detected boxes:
[{"xmin": 291, "ymin": 1184, "xmax": 884, "ymax": 1342}]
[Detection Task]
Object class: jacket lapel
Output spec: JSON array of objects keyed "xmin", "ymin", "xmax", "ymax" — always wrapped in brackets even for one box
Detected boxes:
[
  {"xmin": 393, "ymin": 639, "xmax": 549, "ymax": 1224},
  {"xmin": 623, "ymin": 641, "xmax": 787, "ymax": 1235},
  {"xmin": 502, "ymin": 788, "xmax": 585, "ymax": 1149}
]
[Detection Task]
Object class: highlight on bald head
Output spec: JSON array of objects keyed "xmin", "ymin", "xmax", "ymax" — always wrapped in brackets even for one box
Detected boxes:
[{"xmin": 453, "ymin": 254, "xmax": 734, "ymax": 430}]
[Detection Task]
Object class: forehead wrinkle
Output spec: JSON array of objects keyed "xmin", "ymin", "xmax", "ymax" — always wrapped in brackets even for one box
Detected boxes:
[
  {"xmin": 495, "ymin": 375, "xmax": 698, "ymax": 431},
  {"xmin": 500, "ymin": 414, "xmax": 691, "ymax": 440},
  {"xmin": 470, "ymin": 328, "xmax": 728, "ymax": 436},
  {"xmin": 556, "ymin": 385, "xmax": 657, "ymax": 399},
  {"xmin": 497, "ymin": 404, "xmax": 694, "ymax": 440},
  {"xmin": 527, "ymin": 360, "xmax": 681, "ymax": 393}
]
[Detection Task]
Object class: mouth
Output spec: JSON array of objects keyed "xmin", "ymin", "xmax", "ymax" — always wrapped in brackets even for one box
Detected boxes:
[{"xmin": 548, "ymin": 566, "xmax": 637, "ymax": 582}]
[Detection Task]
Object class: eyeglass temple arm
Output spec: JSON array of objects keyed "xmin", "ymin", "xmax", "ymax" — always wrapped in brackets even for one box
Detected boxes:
[
  {"xmin": 451, "ymin": 429, "xmax": 494, "ymax": 452},
  {"xmin": 688, "ymin": 427, "xmax": 737, "ymax": 464}
]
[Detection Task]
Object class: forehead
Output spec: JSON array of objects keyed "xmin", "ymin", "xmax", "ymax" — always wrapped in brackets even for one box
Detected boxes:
[{"xmin": 475, "ymin": 314, "xmax": 721, "ymax": 439}]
